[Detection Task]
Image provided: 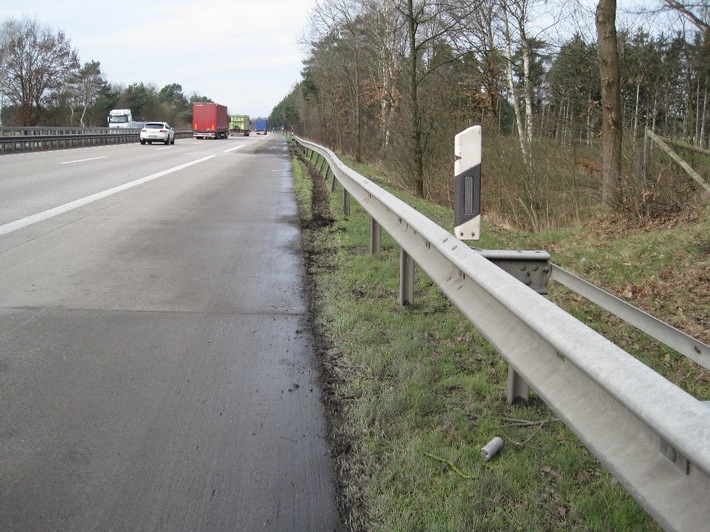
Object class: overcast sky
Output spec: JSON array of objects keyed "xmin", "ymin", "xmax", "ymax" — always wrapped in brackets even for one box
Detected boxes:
[
  {"xmin": 1, "ymin": 1, "xmax": 684, "ymax": 119},
  {"xmin": 2, "ymin": 0, "xmax": 318, "ymax": 118}
]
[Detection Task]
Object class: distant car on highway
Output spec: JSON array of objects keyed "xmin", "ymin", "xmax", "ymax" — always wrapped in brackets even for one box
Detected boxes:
[{"xmin": 140, "ymin": 122, "xmax": 175, "ymax": 145}]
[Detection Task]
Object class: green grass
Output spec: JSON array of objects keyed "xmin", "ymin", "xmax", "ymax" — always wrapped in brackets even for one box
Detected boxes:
[
  {"xmin": 292, "ymin": 152, "xmax": 312, "ymax": 221},
  {"xmin": 292, "ymin": 151, "xmax": 709, "ymax": 531}
]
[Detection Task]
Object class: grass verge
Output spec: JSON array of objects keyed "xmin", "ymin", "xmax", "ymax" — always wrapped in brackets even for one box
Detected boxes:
[{"xmin": 292, "ymin": 146, "xmax": 708, "ymax": 530}]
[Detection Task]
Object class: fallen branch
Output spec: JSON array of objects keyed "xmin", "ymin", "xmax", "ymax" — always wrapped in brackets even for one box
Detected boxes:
[
  {"xmin": 646, "ymin": 129, "xmax": 710, "ymax": 196},
  {"xmin": 499, "ymin": 417, "xmax": 554, "ymax": 428},
  {"xmin": 511, "ymin": 422, "xmax": 548, "ymax": 448}
]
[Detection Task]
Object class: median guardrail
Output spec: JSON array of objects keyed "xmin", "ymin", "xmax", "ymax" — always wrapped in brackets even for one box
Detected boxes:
[
  {"xmin": 0, "ymin": 127, "xmax": 194, "ymax": 153},
  {"xmin": 294, "ymin": 135, "xmax": 710, "ymax": 531}
]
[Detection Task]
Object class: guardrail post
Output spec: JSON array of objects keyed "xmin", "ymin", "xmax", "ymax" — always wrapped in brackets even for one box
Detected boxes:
[
  {"xmin": 343, "ymin": 189, "xmax": 350, "ymax": 215},
  {"xmin": 370, "ymin": 218, "xmax": 381, "ymax": 255},
  {"xmin": 399, "ymin": 248, "xmax": 414, "ymax": 306},
  {"xmin": 507, "ymin": 366, "xmax": 529, "ymax": 403},
  {"xmin": 331, "ymin": 168, "xmax": 338, "ymax": 192}
]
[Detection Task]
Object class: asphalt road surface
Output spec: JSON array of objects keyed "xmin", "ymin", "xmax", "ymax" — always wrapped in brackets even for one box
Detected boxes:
[{"xmin": 0, "ymin": 134, "xmax": 340, "ymax": 530}]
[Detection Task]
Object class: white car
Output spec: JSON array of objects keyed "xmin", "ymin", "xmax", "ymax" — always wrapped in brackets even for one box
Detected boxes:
[{"xmin": 140, "ymin": 122, "xmax": 175, "ymax": 145}]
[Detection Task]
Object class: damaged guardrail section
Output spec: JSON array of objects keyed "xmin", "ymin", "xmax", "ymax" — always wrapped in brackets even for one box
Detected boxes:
[{"xmin": 294, "ymin": 136, "xmax": 710, "ymax": 531}]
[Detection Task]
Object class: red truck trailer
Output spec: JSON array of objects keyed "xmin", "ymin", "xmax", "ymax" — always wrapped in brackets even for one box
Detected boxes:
[{"xmin": 193, "ymin": 102, "xmax": 230, "ymax": 139}]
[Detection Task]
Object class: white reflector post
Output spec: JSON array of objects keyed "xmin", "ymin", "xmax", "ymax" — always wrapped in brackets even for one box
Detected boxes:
[{"xmin": 454, "ymin": 126, "xmax": 482, "ymax": 240}]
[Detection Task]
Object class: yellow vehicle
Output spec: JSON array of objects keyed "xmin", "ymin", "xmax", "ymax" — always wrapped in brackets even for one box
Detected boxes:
[{"xmin": 230, "ymin": 114, "xmax": 251, "ymax": 136}]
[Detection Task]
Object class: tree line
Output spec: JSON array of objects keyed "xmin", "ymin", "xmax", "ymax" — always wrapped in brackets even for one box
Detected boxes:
[
  {"xmin": 0, "ymin": 16, "xmax": 217, "ymax": 128},
  {"xmin": 269, "ymin": 0, "xmax": 708, "ymax": 221}
]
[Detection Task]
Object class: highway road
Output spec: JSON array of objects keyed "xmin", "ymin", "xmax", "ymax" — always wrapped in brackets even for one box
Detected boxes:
[{"xmin": 0, "ymin": 135, "xmax": 340, "ymax": 530}]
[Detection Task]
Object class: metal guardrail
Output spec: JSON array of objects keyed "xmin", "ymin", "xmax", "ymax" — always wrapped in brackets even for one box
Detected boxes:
[
  {"xmin": 550, "ymin": 264, "xmax": 710, "ymax": 369},
  {"xmin": 294, "ymin": 136, "xmax": 710, "ymax": 531},
  {"xmin": 0, "ymin": 126, "xmax": 194, "ymax": 153}
]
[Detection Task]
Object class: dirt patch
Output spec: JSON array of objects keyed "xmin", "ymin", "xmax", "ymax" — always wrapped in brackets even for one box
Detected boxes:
[{"xmin": 292, "ymin": 147, "xmax": 367, "ymax": 531}]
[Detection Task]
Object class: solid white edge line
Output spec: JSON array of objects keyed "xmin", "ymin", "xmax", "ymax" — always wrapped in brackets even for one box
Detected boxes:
[{"xmin": 0, "ymin": 155, "xmax": 216, "ymax": 236}]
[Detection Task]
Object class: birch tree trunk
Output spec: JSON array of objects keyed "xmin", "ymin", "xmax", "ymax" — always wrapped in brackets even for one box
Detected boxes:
[
  {"xmin": 695, "ymin": 77, "xmax": 701, "ymax": 146},
  {"xmin": 701, "ymin": 85, "xmax": 708, "ymax": 149},
  {"xmin": 587, "ymin": 88, "xmax": 596, "ymax": 147},
  {"xmin": 522, "ymin": 34, "xmax": 534, "ymax": 160},
  {"xmin": 633, "ymin": 81, "xmax": 640, "ymax": 141},
  {"xmin": 502, "ymin": 1, "xmax": 530, "ymax": 168}
]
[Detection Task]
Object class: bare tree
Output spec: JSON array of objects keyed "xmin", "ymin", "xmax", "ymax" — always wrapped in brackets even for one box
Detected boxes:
[
  {"xmin": 398, "ymin": 0, "xmax": 481, "ymax": 197},
  {"xmin": 70, "ymin": 61, "xmax": 107, "ymax": 127},
  {"xmin": 308, "ymin": 0, "xmax": 366, "ymax": 161},
  {"xmin": 0, "ymin": 17, "xmax": 80, "ymax": 125},
  {"xmin": 595, "ymin": 0, "xmax": 623, "ymax": 210},
  {"xmin": 300, "ymin": 25, "xmax": 353, "ymax": 148},
  {"xmin": 663, "ymin": 0, "xmax": 710, "ymax": 32},
  {"xmin": 453, "ymin": 0, "xmax": 509, "ymax": 127},
  {"xmin": 362, "ymin": 0, "xmax": 407, "ymax": 153},
  {"xmin": 500, "ymin": 0, "xmax": 533, "ymax": 168}
]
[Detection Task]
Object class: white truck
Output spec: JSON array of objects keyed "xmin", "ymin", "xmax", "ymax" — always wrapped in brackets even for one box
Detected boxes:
[{"xmin": 107, "ymin": 109, "xmax": 133, "ymax": 128}]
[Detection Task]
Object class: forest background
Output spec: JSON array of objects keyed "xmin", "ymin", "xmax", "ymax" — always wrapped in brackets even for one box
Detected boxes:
[{"xmin": 272, "ymin": 0, "xmax": 709, "ymax": 229}]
